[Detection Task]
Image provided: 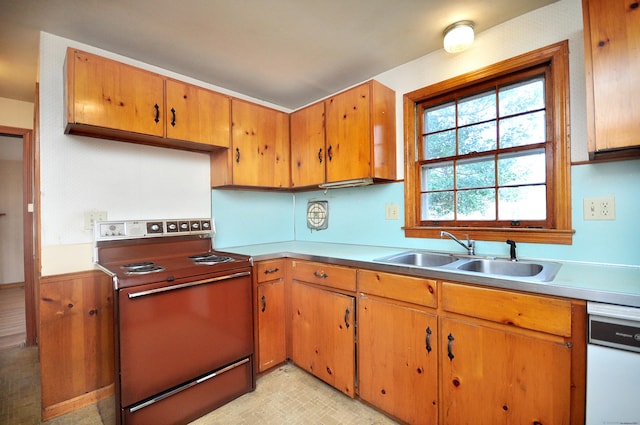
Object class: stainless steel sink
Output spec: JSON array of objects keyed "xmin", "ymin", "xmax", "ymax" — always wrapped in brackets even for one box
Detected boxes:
[
  {"xmin": 374, "ymin": 250, "xmax": 561, "ymax": 282},
  {"xmin": 375, "ymin": 251, "xmax": 460, "ymax": 267},
  {"xmin": 455, "ymin": 258, "xmax": 561, "ymax": 281}
]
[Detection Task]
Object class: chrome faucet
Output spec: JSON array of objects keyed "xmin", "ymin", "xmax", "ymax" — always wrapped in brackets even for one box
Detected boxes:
[{"xmin": 440, "ymin": 231, "xmax": 475, "ymax": 255}]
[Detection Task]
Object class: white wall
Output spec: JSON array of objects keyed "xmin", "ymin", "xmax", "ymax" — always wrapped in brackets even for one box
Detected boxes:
[{"xmin": 374, "ymin": 0, "xmax": 587, "ymax": 175}]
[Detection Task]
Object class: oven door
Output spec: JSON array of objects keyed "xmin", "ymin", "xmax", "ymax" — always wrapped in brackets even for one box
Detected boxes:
[{"xmin": 117, "ymin": 269, "xmax": 253, "ymax": 408}]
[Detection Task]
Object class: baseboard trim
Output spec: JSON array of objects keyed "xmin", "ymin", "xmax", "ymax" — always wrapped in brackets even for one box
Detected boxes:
[
  {"xmin": 42, "ymin": 384, "xmax": 114, "ymax": 421},
  {"xmin": 0, "ymin": 282, "xmax": 25, "ymax": 289}
]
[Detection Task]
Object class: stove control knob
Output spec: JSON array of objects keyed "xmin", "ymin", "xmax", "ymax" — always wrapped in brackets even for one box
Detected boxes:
[
  {"xmin": 151, "ymin": 224, "xmax": 160, "ymax": 231},
  {"xmin": 190, "ymin": 221, "xmax": 200, "ymax": 230},
  {"xmin": 201, "ymin": 221, "xmax": 211, "ymax": 230},
  {"xmin": 167, "ymin": 222, "xmax": 177, "ymax": 231},
  {"xmin": 179, "ymin": 222, "xmax": 189, "ymax": 231}
]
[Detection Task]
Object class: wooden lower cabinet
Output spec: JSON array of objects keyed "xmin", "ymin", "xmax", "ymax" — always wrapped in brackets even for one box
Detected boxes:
[
  {"xmin": 39, "ymin": 270, "xmax": 114, "ymax": 420},
  {"xmin": 255, "ymin": 259, "xmax": 287, "ymax": 373},
  {"xmin": 289, "ymin": 281, "xmax": 356, "ymax": 397},
  {"xmin": 440, "ymin": 316, "xmax": 572, "ymax": 425},
  {"xmin": 358, "ymin": 296, "xmax": 438, "ymax": 424},
  {"xmin": 257, "ymin": 280, "xmax": 286, "ymax": 372}
]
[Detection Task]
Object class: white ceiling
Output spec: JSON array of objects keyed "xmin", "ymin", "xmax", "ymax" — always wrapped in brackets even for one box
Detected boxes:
[{"xmin": 1, "ymin": 0, "xmax": 556, "ymax": 110}]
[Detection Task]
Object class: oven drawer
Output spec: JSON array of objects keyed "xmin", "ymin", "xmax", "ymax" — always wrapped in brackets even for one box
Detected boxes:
[
  {"xmin": 123, "ymin": 357, "xmax": 254, "ymax": 425},
  {"xmin": 117, "ymin": 270, "xmax": 253, "ymax": 407}
]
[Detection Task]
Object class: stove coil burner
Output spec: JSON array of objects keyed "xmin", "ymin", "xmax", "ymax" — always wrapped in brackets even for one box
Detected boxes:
[
  {"xmin": 121, "ymin": 262, "xmax": 166, "ymax": 275},
  {"xmin": 189, "ymin": 253, "xmax": 236, "ymax": 265}
]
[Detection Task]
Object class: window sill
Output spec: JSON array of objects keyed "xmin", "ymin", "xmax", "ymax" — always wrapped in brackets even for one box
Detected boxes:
[{"xmin": 403, "ymin": 226, "xmax": 574, "ymax": 245}]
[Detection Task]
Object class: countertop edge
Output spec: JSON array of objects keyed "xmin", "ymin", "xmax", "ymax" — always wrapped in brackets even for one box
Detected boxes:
[{"xmin": 221, "ymin": 242, "xmax": 640, "ymax": 308}]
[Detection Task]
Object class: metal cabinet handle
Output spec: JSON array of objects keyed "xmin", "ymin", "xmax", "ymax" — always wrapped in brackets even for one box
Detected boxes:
[
  {"xmin": 447, "ymin": 333, "xmax": 455, "ymax": 360},
  {"xmin": 318, "ymin": 148, "xmax": 323, "ymax": 163},
  {"xmin": 264, "ymin": 268, "xmax": 279, "ymax": 274},
  {"xmin": 127, "ymin": 271, "xmax": 250, "ymax": 299},
  {"xmin": 313, "ymin": 271, "xmax": 328, "ymax": 279},
  {"xmin": 344, "ymin": 308, "xmax": 350, "ymax": 329},
  {"xmin": 327, "ymin": 145, "xmax": 333, "ymax": 161},
  {"xmin": 426, "ymin": 326, "xmax": 432, "ymax": 353},
  {"xmin": 129, "ymin": 357, "xmax": 249, "ymax": 413},
  {"xmin": 154, "ymin": 104, "xmax": 160, "ymax": 123},
  {"xmin": 235, "ymin": 147, "xmax": 241, "ymax": 163},
  {"xmin": 170, "ymin": 107, "xmax": 176, "ymax": 127},
  {"xmin": 261, "ymin": 295, "xmax": 266, "ymax": 313}
]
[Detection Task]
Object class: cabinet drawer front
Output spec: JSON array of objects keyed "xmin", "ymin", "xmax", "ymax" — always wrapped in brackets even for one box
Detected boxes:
[
  {"xmin": 290, "ymin": 260, "xmax": 356, "ymax": 292},
  {"xmin": 357, "ymin": 269, "xmax": 437, "ymax": 308},
  {"xmin": 442, "ymin": 282, "xmax": 572, "ymax": 337},
  {"xmin": 256, "ymin": 259, "xmax": 285, "ymax": 283}
]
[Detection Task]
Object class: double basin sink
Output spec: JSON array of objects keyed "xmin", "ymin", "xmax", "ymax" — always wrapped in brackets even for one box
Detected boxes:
[{"xmin": 374, "ymin": 251, "xmax": 561, "ymax": 282}]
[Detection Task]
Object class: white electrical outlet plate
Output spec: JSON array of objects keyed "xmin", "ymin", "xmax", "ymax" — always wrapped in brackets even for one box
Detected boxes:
[
  {"xmin": 385, "ymin": 203, "xmax": 400, "ymax": 220},
  {"xmin": 583, "ymin": 196, "xmax": 616, "ymax": 220},
  {"xmin": 84, "ymin": 211, "xmax": 108, "ymax": 230}
]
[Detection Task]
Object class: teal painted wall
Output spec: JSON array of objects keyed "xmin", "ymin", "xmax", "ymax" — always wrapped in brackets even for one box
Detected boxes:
[{"xmin": 212, "ymin": 159, "xmax": 640, "ymax": 267}]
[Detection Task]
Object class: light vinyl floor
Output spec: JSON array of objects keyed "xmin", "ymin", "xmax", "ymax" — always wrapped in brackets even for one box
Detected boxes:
[{"xmin": 1, "ymin": 346, "xmax": 398, "ymax": 425}]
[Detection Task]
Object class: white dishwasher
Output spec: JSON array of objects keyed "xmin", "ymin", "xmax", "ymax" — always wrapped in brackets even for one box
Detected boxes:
[{"xmin": 586, "ymin": 302, "xmax": 640, "ymax": 425}]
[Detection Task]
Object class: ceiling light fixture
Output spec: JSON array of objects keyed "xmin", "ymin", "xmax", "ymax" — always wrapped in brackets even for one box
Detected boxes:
[{"xmin": 443, "ymin": 20, "xmax": 475, "ymax": 53}]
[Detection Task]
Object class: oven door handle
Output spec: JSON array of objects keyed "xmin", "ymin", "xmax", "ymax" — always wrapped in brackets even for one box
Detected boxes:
[
  {"xmin": 127, "ymin": 271, "xmax": 251, "ymax": 299},
  {"xmin": 128, "ymin": 357, "xmax": 250, "ymax": 413}
]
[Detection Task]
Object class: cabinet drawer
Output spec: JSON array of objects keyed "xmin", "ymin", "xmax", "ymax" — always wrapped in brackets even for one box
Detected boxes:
[
  {"xmin": 256, "ymin": 259, "xmax": 285, "ymax": 283},
  {"xmin": 441, "ymin": 282, "xmax": 572, "ymax": 337},
  {"xmin": 357, "ymin": 269, "xmax": 437, "ymax": 308},
  {"xmin": 290, "ymin": 260, "xmax": 356, "ymax": 292}
]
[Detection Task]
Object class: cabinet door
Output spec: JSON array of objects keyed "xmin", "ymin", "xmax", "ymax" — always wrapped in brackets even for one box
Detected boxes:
[
  {"xmin": 440, "ymin": 317, "xmax": 571, "ymax": 425},
  {"xmin": 584, "ymin": 0, "xmax": 640, "ymax": 155},
  {"xmin": 290, "ymin": 102, "xmax": 325, "ymax": 187},
  {"xmin": 165, "ymin": 80, "xmax": 230, "ymax": 147},
  {"xmin": 290, "ymin": 282, "xmax": 355, "ymax": 397},
  {"xmin": 358, "ymin": 297, "xmax": 438, "ymax": 425},
  {"xmin": 68, "ymin": 49, "xmax": 164, "ymax": 136},
  {"xmin": 257, "ymin": 281, "xmax": 286, "ymax": 372},
  {"xmin": 231, "ymin": 100, "xmax": 290, "ymax": 188},
  {"xmin": 324, "ymin": 83, "xmax": 371, "ymax": 182}
]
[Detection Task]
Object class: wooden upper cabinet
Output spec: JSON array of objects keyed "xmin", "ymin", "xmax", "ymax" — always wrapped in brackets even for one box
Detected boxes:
[
  {"xmin": 212, "ymin": 99, "xmax": 290, "ymax": 188},
  {"xmin": 65, "ymin": 48, "xmax": 230, "ymax": 152},
  {"xmin": 324, "ymin": 80, "xmax": 396, "ymax": 184},
  {"xmin": 290, "ymin": 102, "xmax": 326, "ymax": 188},
  {"xmin": 66, "ymin": 48, "xmax": 164, "ymax": 137},
  {"xmin": 583, "ymin": 0, "xmax": 640, "ymax": 160},
  {"xmin": 165, "ymin": 79, "xmax": 230, "ymax": 147}
]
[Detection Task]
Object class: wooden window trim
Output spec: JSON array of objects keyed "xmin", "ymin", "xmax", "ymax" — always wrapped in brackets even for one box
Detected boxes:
[{"xmin": 403, "ymin": 41, "xmax": 573, "ymax": 244}]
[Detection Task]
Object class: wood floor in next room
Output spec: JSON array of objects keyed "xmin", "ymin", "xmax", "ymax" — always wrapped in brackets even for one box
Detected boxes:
[{"xmin": 0, "ymin": 284, "xmax": 26, "ymax": 350}]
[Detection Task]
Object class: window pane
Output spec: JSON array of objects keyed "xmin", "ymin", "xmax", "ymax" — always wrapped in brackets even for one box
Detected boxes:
[
  {"xmin": 424, "ymin": 102, "xmax": 455, "ymax": 133},
  {"xmin": 499, "ymin": 111, "xmax": 546, "ymax": 148},
  {"xmin": 499, "ymin": 78, "xmax": 544, "ymax": 117},
  {"xmin": 457, "ymin": 189, "xmax": 496, "ymax": 220},
  {"xmin": 459, "ymin": 121, "xmax": 497, "ymax": 154},
  {"xmin": 423, "ymin": 130, "xmax": 456, "ymax": 159},
  {"xmin": 498, "ymin": 150, "xmax": 546, "ymax": 186},
  {"xmin": 458, "ymin": 91, "xmax": 496, "ymax": 126},
  {"xmin": 498, "ymin": 186, "xmax": 546, "ymax": 220},
  {"xmin": 421, "ymin": 162, "xmax": 454, "ymax": 191},
  {"xmin": 422, "ymin": 192, "xmax": 454, "ymax": 220},
  {"xmin": 456, "ymin": 157, "xmax": 495, "ymax": 189}
]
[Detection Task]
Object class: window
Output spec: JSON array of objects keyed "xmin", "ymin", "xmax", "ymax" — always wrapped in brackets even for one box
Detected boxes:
[{"xmin": 403, "ymin": 41, "xmax": 573, "ymax": 244}]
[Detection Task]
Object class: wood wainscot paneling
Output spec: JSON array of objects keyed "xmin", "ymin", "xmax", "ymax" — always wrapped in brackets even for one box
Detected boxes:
[{"xmin": 39, "ymin": 270, "xmax": 114, "ymax": 420}]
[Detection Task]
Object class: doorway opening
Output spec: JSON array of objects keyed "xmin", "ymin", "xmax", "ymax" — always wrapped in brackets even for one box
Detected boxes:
[{"xmin": 0, "ymin": 126, "xmax": 36, "ymax": 349}]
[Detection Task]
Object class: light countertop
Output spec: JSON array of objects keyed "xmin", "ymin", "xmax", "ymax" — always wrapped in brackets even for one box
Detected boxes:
[{"xmin": 220, "ymin": 241, "xmax": 640, "ymax": 308}]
